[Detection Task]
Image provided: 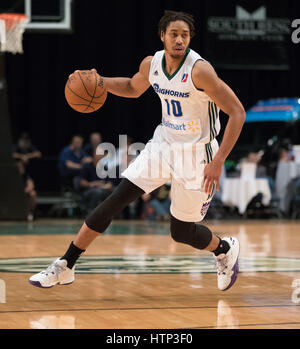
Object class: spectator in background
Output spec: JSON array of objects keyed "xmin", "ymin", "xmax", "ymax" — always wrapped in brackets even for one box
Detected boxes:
[
  {"xmin": 76, "ymin": 152, "xmax": 113, "ymax": 214},
  {"xmin": 142, "ymin": 184, "xmax": 171, "ymax": 221},
  {"xmin": 16, "ymin": 160, "xmax": 37, "ymax": 222},
  {"xmin": 116, "ymin": 136, "xmax": 133, "ymax": 167},
  {"xmin": 278, "ymin": 147, "xmax": 294, "ymax": 163},
  {"xmin": 84, "ymin": 132, "xmax": 102, "ymax": 157},
  {"xmin": 105, "ymin": 136, "xmax": 137, "ymax": 187},
  {"xmin": 58, "ymin": 135, "xmax": 92, "ymax": 184},
  {"xmin": 245, "ymin": 151, "xmax": 267, "ymax": 177},
  {"xmin": 12, "ymin": 132, "xmax": 42, "ymax": 172},
  {"xmin": 100, "ymin": 136, "xmax": 141, "ymax": 218},
  {"xmin": 275, "ymin": 143, "xmax": 296, "ymax": 215}
]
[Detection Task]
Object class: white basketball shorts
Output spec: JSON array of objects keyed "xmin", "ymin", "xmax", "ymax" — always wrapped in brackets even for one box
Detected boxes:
[{"xmin": 122, "ymin": 125, "xmax": 219, "ymax": 222}]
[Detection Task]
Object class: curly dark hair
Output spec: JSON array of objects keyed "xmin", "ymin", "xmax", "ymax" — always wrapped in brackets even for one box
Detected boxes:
[{"xmin": 158, "ymin": 10, "xmax": 195, "ymax": 38}]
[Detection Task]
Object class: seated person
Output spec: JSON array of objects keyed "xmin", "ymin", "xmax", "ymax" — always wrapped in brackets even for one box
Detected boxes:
[
  {"xmin": 239, "ymin": 151, "xmax": 267, "ymax": 178},
  {"xmin": 84, "ymin": 132, "xmax": 102, "ymax": 157},
  {"xmin": 278, "ymin": 147, "xmax": 294, "ymax": 163},
  {"xmin": 16, "ymin": 160, "xmax": 37, "ymax": 222},
  {"xmin": 12, "ymin": 132, "xmax": 42, "ymax": 174},
  {"xmin": 58, "ymin": 135, "xmax": 92, "ymax": 184},
  {"xmin": 77, "ymin": 153, "xmax": 113, "ymax": 214},
  {"xmin": 142, "ymin": 184, "xmax": 171, "ymax": 221}
]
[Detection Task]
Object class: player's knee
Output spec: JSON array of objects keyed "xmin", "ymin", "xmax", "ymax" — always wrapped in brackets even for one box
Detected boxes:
[
  {"xmin": 170, "ymin": 214, "xmax": 213, "ymax": 250},
  {"xmin": 170, "ymin": 227, "xmax": 187, "ymax": 243},
  {"xmin": 170, "ymin": 215, "xmax": 194, "ymax": 244}
]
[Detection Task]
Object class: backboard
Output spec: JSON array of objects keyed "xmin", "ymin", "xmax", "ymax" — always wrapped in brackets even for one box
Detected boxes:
[{"xmin": 0, "ymin": 0, "xmax": 73, "ymax": 33}]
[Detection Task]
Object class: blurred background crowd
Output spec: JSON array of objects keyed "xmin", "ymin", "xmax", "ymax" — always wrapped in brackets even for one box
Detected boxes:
[{"xmin": 12, "ymin": 124, "xmax": 300, "ymax": 222}]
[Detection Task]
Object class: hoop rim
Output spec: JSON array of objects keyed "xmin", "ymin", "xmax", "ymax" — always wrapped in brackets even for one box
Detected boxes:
[
  {"xmin": 0, "ymin": 13, "xmax": 28, "ymax": 28},
  {"xmin": 0, "ymin": 13, "xmax": 28, "ymax": 53}
]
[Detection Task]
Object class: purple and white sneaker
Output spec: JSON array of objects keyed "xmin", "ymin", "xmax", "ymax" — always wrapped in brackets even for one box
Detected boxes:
[
  {"xmin": 29, "ymin": 258, "xmax": 75, "ymax": 288},
  {"xmin": 214, "ymin": 237, "xmax": 239, "ymax": 291}
]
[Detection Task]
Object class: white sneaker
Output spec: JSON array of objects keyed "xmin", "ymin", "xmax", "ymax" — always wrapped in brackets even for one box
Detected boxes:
[
  {"xmin": 29, "ymin": 258, "xmax": 75, "ymax": 288},
  {"xmin": 215, "ymin": 237, "xmax": 240, "ymax": 291}
]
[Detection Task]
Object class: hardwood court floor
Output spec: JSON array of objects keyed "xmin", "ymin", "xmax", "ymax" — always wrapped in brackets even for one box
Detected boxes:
[{"xmin": 0, "ymin": 219, "xmax": 300, "ymax": 329}]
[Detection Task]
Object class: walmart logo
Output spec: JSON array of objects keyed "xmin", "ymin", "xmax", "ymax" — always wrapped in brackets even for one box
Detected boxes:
[
  {"xmin": 0, "ymin": 255, "xmax": 300, "ymax": 274},
  {"xmin": 162, "ymin": 118, "xmax": 201, "ymax": 133},
  {"xmin": 187, "ymin": 120, "xmax": 200, "ymax": 133},
  {"xmin": 162, "ymin": 117, "xmax": 186, "ymax": 131}
]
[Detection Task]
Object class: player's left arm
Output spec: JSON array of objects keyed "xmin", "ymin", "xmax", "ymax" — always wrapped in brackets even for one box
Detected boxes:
[{"xmin": 192, "ymin": 60, "xmax": 246, "ymax": 194}]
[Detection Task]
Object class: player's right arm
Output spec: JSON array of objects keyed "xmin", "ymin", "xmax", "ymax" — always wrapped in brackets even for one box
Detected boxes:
[
  {"xmin": 71, "ymin": 56, "xmax": 153, "ymax": 99},
  {"xmin": 102, "ymin": 56, "xmax": 152, "ymax": 98}
]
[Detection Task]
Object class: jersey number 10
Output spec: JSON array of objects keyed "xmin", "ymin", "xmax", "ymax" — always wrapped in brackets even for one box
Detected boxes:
[{"xmin": 164, "ymin": 99, "xmax": 183, "ymax": 117}]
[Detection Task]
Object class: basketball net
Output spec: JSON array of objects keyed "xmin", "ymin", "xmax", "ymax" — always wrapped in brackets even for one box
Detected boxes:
[{"xmin": 0, "ymin": 14, "xmax": 28, "ymax": 54}]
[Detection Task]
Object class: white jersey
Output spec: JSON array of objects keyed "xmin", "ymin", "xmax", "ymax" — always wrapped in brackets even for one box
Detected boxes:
[{"xmin": 149, "ymin": 48, "xmax": 221, "ymax": 145}]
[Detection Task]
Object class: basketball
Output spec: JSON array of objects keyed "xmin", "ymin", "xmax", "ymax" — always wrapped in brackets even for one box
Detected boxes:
[{"xmin": 64, "ymin": 70, "xmax": 107, "ymax": 113}]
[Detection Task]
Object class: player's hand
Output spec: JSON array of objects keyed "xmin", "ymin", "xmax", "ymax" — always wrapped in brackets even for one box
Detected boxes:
[
  {"xmin": 69, "ymin": 68, "xmax": 98, "ymax": 79},
  {"xmin": 201, "ymin": 158, "xmax": 223, "ymax": 194}
]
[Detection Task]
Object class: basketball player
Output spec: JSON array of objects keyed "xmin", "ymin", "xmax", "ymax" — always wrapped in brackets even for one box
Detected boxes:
[{"xmin": 29, "ymin": 11, "xmax": 245, "ymax": 291}]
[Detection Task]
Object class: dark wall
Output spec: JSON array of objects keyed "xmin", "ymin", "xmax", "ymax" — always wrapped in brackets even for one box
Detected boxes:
[{"xmin": 5, "ymin": 0, "xmax": 300, "ymax": 157}]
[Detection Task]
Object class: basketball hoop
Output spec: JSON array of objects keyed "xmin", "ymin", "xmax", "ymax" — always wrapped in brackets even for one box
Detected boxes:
[{"xmin": 0, "ymin": 13, "xmax": 28, "ymax": 54}]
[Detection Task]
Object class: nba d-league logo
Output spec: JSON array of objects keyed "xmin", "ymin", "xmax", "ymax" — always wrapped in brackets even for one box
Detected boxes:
[
  {"xmin": 291, "ymin": 19, "xmax": 300, "ymax": 43},
  {"xmin": 0, "ymin": 278, "xmax": 5, "ymax": 303}
]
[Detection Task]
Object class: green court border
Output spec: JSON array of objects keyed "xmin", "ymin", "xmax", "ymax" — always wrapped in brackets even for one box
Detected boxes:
[
  {"xmin": 0, "ymin": 222, "xmax": 170, "ymax": 236},
  {"xmin": 0, "ymin": 255, "xmax": 299, "ymax": 274}
]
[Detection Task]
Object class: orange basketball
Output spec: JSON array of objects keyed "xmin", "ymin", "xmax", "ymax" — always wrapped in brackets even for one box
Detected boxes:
[{"xmin": 65, "ymin": 70, "xmax": 107, "ymax": 113}]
